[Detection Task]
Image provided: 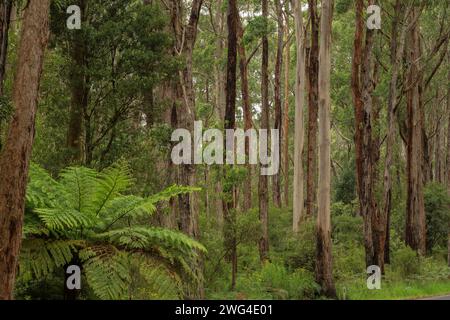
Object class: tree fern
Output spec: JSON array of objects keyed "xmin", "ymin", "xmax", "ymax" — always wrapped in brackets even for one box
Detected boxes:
[
  {"xmin": 35, "ymin": 208, "xmax": 97, "ymax": 232},
  {"xmin": 80, "ymin": 246, "xmax": 131, "ymax": 300},
  {"xmin": 20, "ymin": 239, "xmax": 84, "ymax": 279},
  {"xmin": 92, "ymin": 162, "xmax": 134, "ymax": 217},
  {"xmin": 58, "ymin": 166, "xmax": 98, "ymax": 213},
  {"xmin": 22, "ymin": 162, "xmax": 205, "ymax": 300}
]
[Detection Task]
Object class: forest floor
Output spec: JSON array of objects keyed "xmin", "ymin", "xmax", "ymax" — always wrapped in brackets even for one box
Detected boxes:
[{"xmin": 341, "ymin": 279, "xmax": 450, "ymax": 300}]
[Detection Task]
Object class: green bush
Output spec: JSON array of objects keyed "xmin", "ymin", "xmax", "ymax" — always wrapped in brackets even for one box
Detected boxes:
[
  {"xmin": 333, "ymin": 163, "xmax": 356, "ymax": 204},
  {"xmin": 332, "ymin": 209, "xmax": 363, "ymax": 246},
  {"xmin": 424, "ymin": 183, "xmax": 450, "ymax": 252},
  {"xmin": 333, "ymin": 244, "xmax": 365, "ymax": 280},
  {"xmin": 392, "ymin": 245, "xmax": 421, "ymax": 278},
  {"xmin": 284, "ymin": 219, "xmax": 316, "ymax": 273},
  {"xmin": 255, "ymin": 263, "xmax": 319, "ymax": 300}
]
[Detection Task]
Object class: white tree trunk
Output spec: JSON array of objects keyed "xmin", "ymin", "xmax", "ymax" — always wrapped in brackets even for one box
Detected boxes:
[{"xmin": 292, "ymin": 0, "xmax": 306, "ymax": 233}]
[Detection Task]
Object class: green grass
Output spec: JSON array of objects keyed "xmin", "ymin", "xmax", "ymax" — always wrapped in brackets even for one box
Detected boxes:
[{"xmin": 338, "ymin": 278, "xmax": 450, "ymax": 300}]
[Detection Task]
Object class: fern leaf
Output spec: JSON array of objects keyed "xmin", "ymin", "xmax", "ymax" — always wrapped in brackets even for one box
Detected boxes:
[{"xmin": 36, "ymin": 208, "xmax": 97, "ymax": 231}]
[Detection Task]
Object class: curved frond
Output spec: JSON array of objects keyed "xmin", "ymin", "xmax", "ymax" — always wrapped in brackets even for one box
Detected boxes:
[
  {"xmin": 20, "ymin": 239, "xmax": 84, "ymax": 279},
  {"xmin": 96, "ymin": 226, "xmax": 206, "ymax": 254},
  {"xmin": 92, "ymin": 162, "xmax": 134, "ymax": 217},
  {"xmin": 148, "ymin": 185, "xmax": 201, "ymax": 203},
  {"xmin": 134, "ymin": 256, "xmax": 182, "ymax": 300},
  {"xmin": 80, "ymin": 246, "xmax": 131, "ymax": 300},
  {"xmin": 36, "ymin": 208, "xmax": 97, "ymax": 231},
  {"xmin": 26, "ymin": 163, "xmax": 60, "ymax": 209},
  {"xmin": 59, "ymin": 166, "xmax": 98, "ymax": 213},
  {"xmin": 100, "ymin": 195, "xmax": 157, "ymax": 227}
]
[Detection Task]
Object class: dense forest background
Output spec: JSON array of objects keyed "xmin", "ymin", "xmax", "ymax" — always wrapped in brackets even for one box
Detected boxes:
[{"xmin": 0, "ymin": 0, "xmax": 449, "ymax": 300}]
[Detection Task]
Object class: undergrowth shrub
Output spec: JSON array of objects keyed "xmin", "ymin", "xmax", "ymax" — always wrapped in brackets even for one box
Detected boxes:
[
  {"xmin": 240, "ymin": 263, "xmax": 319, "ymax": 300},
  {"xmin": 392, "ymin": 245, "xmax": 421, "ymax": 278}
]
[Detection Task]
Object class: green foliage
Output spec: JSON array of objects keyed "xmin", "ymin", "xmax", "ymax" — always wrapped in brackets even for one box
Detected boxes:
[
  {"xmin": 335, "ymin": 0, "xmax": 353, "ymax": 14},
  {"xmin": 333, "ymin": 245, "xmax": 365, "ymax": 281},
  {"xmin": 20, "ymin": 162, "xmax": 204, "ymax": 300},
  {"xmin": 209, "ymin": 263, "xmax": 319, "ymax": 300},
  {"xmin": 283, "ymin": 219, "xmax": 316, "ymax": 273},
  {"xmin": 332, "ymin": 209, "xmax": 363, "ymax": 246},
  {"xmin": 243, "ymin": 16, "xmax": 276, "ymax": 45},
  {"xmin": 392, "ymin": 245, "xmax": 421, "ymax": 278},
  {"xmin": 333, "ymin": 163, "xmax": 356, "ymax": 204},
  {"xmin": 424, "ymin": 183, "xmax": 450, "ymax": 252}
]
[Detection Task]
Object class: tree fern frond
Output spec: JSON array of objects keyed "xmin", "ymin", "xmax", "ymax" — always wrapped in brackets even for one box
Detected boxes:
[
  {"xmin": 80, "ymin": 246, "xmax": 131, "ymax": 300},
  {"xmin": 59, "ymin": 166, "xmax": 98, "ymax": 213},
  {"xmin": 23, "ymin": 213, "xmax": 49, "ymax": 237},
  {"xmin": 96, "ymin": 227, "xmax": 206, "ymax": 254},
  {"xmin": 92, "ymin": 162, "xmax": 134, "ymax": 217},
  {"xmin": 148, "ymin": 185, "xmax": 201, "ymax": 204},
  {"xmin": 20, "ymin": 239, "xmax": 84, "ymax": 279},
  {"xmin": 26, "ymin": 163, "xmax": 60, "ymax": 209},
  {"xmin": 100, "ymin": 195, "xmax": 157, "ymax": 229},
  {"xmin": 136, "ymin": 257, "xmax": 182, "ymax": 300},
  {"xmin": 36, "ymin": 208, "xmax": 97, "ymax": 231}
]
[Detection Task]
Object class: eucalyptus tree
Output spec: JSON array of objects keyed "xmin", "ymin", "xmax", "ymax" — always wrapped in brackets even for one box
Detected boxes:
[{"xmin": 0, "ymin": 0, "xmax": 50, "ymax": 300}]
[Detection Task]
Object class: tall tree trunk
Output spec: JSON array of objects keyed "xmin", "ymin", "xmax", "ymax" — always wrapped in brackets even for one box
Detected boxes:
[
  {"xmin": 0, "ymin": 0, "xmax": 50, "ymax": 300},
  {"xmin": 352, "ymin": 0, "xmax": 382, "ymax": 268},
  {"xmin": 306, "ymin": 0, "xmax": 319, "ymax": 218},
  {"xmin": 282, "ymin": 6, "xmax": 290, "ymax": 208},
  {"xmin": 67, "ymin": 0, "xmax": 88, "ymax": 164},
  {"xmin": 213, "ymin": 0, "xmax": 226, "ymax": 223},
  {"xmin": 291, "ymin": 0, "xmax": 306, "ymax": 232},
  {"xmin": 446, "ymin": 51, "xmax": 450, "ymax": 267},
  {"xmin": 0, "ymin": 0, "xmax": 11, "ymax": 95},
  {"xmin": 405, "ymin": 7, "xmax": 426, "ymax": 256},
  {"xmin": 168, "ymin": 0, "xmax": 204, "ymax": 298},
  {"xmin": 351, "ymin": 0, "xmax": 363, "ymax": 221},
  {"xmin": 360, "ymin": 0, "xmax": 379, "ymax": 268},
  {"xmin": 237, "ymin": 17, "xmax": 253, "ymax": 212},
  {"xmin": 316, "ymin": 0, "xmax": 336, "ymax": 298},
  {"xmin": 214, "ymin": 0, "xmax": 226, "ymax": 122},
  {"xmin": 382, "ymin": 1, "xmax": 409, "ymax": 265},
  {"xmin": 258, "ymin": 0, "xmax": 269, "ymax": 262},
  {"xmin": 0, "ymin": 0, "xmax": 12, "ymax": 151},
  {"xmin": 272, "ymin": 0, "xmax": 283, "ymax": 208},
  {"xmin": 169, "ymin": 0, "xmax": 202, "ymax": 236},
  {"xmin": 223, "ymin": 0, "xmax": 238, "ymax": 291}
]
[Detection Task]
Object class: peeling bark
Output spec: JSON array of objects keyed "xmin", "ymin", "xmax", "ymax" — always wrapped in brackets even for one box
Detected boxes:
[{"xmin": 316, "ymin": 0, "xmax": 336, "ymax": 298}]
